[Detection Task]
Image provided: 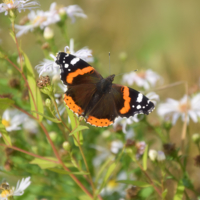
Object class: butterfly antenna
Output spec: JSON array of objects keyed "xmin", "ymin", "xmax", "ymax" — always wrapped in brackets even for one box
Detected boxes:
[
  {"xmin": 109, "ymin": 52, "xmax": 111, "ymax": 75},
  {"xmin": 115, "ymin": 69, "xmax": 138, "ymax": 77}
]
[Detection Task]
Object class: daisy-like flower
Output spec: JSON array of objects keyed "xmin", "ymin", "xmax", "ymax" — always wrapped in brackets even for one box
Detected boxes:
[
  {"xmin": 1, "ymin": 109, "xmax": 27, "ymax": 132},
  {"xmin": 113, "ymin": 116, "xmax": 138, "ymax": 134},
  {"xmin": 0, "ymin": 177, "xmax": 31, "ymax": 199},
  {"xmin": 35, "ymin": 39, "xmax": 94, "ymax": 77},
  {"xmin": 146, "ymin": 91, "xmax": 159, "ymax": 105},
  {"xmin": 157, "ymin": 94, "xmax": 200, "ymax": 125},
  {"xmin": 61, "ymin": 4, "xmax": 87, "ymax": 23},
  {"xmin": 15, "ymin": 2, "xmax": 87, "ymax": 37},
  {"xmin": 122, "ymin": 69, "xmax": 161, "ymax": 90},
  {"xmin": 15, "ymin": 3, "xmax": 60, "ymax": 37},
  {"xmin": 0, "ymin": 0, "xmax": 39, "ymax": 16}
]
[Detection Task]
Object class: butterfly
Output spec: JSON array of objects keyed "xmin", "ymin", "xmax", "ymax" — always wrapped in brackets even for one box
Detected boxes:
[{"xmin": 56, "ymin": 52, "xmax": 155, "ymax": 127}]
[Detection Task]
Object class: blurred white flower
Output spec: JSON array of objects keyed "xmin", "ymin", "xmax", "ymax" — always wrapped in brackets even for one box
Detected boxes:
[
  {"xmin": 23, "ymin": 117, "xmax": 38, "ymax": 134},
  {"xmin": 1, "ymin": 109, "xmax": 27, "ymax": 132},
  {"xmin": 157, "ymin": 151, "xmax": 166, "ymax": 162},
  {"xmin": 0, "ymin": 177, "xmax": 31, "ymax": 199},
  {"xmin": 148, "ymin": 149, "xmax": 157, "ymax": 161},
  {"xmin": 157, "ymin": 94, "xmax": 200, "ymax": 125},
  {"xmin": 122, "ymin": 70, "xmax": 161, "ymax": 90},
  {"xmin": 113, "ymin": 116, "xmax": 138, "ymax": 134},
  {"xmin": 0, "ymin": 0, "xmax": 39, "ymax": 15},
  {"xmin": 15, "ymin": 3, "xmax": 60, "ymax": 37},
  {"xmin": 110, "ymin": 140, "xmax": 123, "ymax": 154},
  {"xmin": 101, "ymin": 171, "xmax": 127, "ymax": 196},
  {"xmin": 35, "ymin": 39, "xmax": 94, "ymax": 77},
  {"xmin": 146, "ymin": 91, "xmax": 159, "ymax": 105},
  {"xmin": 15, "ymin": 2, "xmax": 86, "ymax": 37},
  {"xmin": 62, "ymin": 4, "xmax": 87, "ymax": 23}
]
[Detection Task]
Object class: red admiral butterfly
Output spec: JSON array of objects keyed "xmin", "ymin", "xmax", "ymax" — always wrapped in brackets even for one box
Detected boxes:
[{"xmin": 56, "ymin": 52, "xmax": 155, "ymax": 127}]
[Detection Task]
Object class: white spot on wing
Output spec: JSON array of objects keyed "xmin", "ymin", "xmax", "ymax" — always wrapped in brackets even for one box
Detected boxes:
[
  {"xmin": 65, "ymin": 64, "xmax": 69, "ymax": 68},
  {"xmin": 68, "ymin": 69, "xmax": 71, "ymax": 71},
  {"xmin": 136, "ymin": 93, "xmax": 143, "ymax": 103},
  {"xmin": 132, "ymin": 105, "xmax": 135, "ymax": 108},
  {"xmin": 137, "ymin": 105, "xmax": 141, "ymax": 109},
  {"xmin": 71, "ymin": 57, "xmax": 80, "ymax": 65}
]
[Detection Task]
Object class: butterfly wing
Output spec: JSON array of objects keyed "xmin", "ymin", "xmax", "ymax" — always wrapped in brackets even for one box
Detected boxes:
[
  {"xmin": 111, "ymin": 84, "xmax": 155, "ymax": 118},
  {"xmin": 56, "ymin": 52, "xmax": 102, "ymax": 86},
  {"xmin": 56, "ymin": 52, "xmax": 102, "ymax": 115}
]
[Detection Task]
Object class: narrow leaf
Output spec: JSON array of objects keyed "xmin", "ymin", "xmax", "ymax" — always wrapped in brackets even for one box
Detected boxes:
[
  {"xmin": 23, "ymin": 52, "xmax": 43, "ymax": 122},
  {"xmin": 69, "ymin": 125, "xmax": 89, "ymax": 136},
  {"xmin": 143, "ymin": 144, "xmax": 148, "ymax": 171},
  {"xmin": 48, "ymin": 168, "xmax": 89, "ymax": 175},
  {"xmin": 117, "ymin": 180, "xmax": 151, "ymax": 188},
  {"xmin": 30, "ymin": 157, "xmax": 59, "ymax": 169},
  {"xmin": 162, "ymin": 189, "xmax": 168, "ymax": 199},
  {"xmin": 173, "ymin": 181, "xmax": 185, "ymax": 200},
  {"xmin": 30, "ymin": 111, "xmax": 61, "ymax": 123},
  {"xmin": 66, "ymin": 106, "xmax": 83, "ymax": 146},
  {"xmin": 0, "ymin": 123, "xmax": 12, "ymax": 146},
  {"xmin": 0, "ymin": 98, "xmax": 15, "ymax": 110},
  {"xmin": 78, "ymin": 195, "xmax": 93, "ymax": 200}
]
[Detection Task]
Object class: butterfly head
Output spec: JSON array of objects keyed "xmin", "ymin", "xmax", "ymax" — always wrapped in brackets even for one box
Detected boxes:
[{"xmin": 107, "ymin": 74, "xmax": 115, "ymax": 83}]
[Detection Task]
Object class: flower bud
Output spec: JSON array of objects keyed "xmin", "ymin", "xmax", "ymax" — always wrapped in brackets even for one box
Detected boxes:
[
  {"xmin": 157, "ymin": 151, "xmax": 166, "ymax": 162},
  {"xmin": 45, "ymin": 98, "xmax": 51, "ymax": 108},
  {"xmin": 102, "ymin": 130, "xmax": 111, "ymax": 138},
  {"xmin": 148, "ymin": 149, "xmax": 157, "ymax": 161},
  {"xmin": 49, "ymin": 131, "xmax": 57, "ymax": 141},
  {"xmin": 192, "ymin": 133, "xmax": 200, "ymax": 143},
  {"xmin": 43, "ymin": 27, "xmax": 54, "ymax": 40},
  {"xmin": 63, "ymin": 141, "xmax": 71, "ymax": 151},
  {"xmin": 119, "ymin": 52, "xmax": 127, "ymax": 61}
]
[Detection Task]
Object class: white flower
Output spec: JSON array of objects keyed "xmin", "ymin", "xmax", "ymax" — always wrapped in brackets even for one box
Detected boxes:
[
  {"xmin": 35, "ymin": 39, "xmax": 94, "ymax": 77},
  {"xmin": 100, "ymin": 171, "xmax": 127, "ymax": 196},
  {"xmin": 157, "ymin": 151, "xmax": 166, "ymax": 162},
  {"xmin": 23, "ymin": 117, "xmax": 38, "ymax": 134},
  {"xmin": 146, "ymin": 91, "xmax": 159, "ymax": 105},
  {"xmin": 157, "ymin": 94, "xmax": 200, "ymax": 125},
  {"xmin": 63, "ymin": 4, "xmax": 87, "ymax": 23},
  {"xmin": 1, "ymin": 109, "xmax": 27, "ymax": 132},
  {"xmin": 148, "ymin": 149, "xmax": 157, "ymax": 161},
  {"xmin": 15, "ymin": 3, "xmax": 60, "ymax": 37},
  {"xmin": 122, "ymin": 69, "xmax": 161, "ymax": 90},
  {"xmin": 0, "ymin": 177, "xmax": 31, "ymax": 199},
  {"xmin": 110, "ymin": 140, "xmax": 124, "ymax": 154},
  {"xmin": 113, "ymin": 116, "xmax": 138, "ymax": 134},
  {"xmin": 0, "ymin": 0, "xmax": 39, "ymax": 16}
]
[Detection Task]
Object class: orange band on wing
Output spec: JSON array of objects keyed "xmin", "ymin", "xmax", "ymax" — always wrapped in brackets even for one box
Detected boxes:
[
  {"xmin": 87, "ymin": 116, "xmax": 113, "ymax": 127},
  {"xmin": 119, "ymin": 86, "xmax": 131, "ymax": 114},
  {"xmin": 64, "ymin": 94, "xmax": 83, "ymax": 115},
  {"xmin": 67, "ymin": 66, "xmax": 94, "ymax": 84}
]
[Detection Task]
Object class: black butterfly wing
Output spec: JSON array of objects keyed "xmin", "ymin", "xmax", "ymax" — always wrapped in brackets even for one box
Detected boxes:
[
  {"xmin": 56, "ymin": 52, "xmax": 102, "ymax": 115},
  {"xmin": 56, "ymin": 52, "xmax": 102, "ymax": 86},
  {"xmin": 111, "ymin": 84, "xmax": 155, "ymax": 118}
]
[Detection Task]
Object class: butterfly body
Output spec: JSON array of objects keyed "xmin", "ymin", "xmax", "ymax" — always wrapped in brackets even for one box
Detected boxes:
[{"xmin": 56, "ymin": 52, "xmax": 155, "ymax": 127}]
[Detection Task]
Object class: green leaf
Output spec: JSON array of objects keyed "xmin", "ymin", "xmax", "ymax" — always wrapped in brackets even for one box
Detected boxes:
[
  {"xmin": 48, "ymin": 168, "xmax": 89, "ymax": 175},
  {"xmin": 0, "ymin": 123, "xmax": 12, "ymax": 146},
  {"xmin": 139, "ymin": 187, "xmax": 154, "ymax": 198},
  {"xmin": 173, "ymin": 181, "xmax": 185, "ymax": 200},
  {"xmin": 143, "ymin": 144, "xmax": 148, "ymax": 171},
  {"xmin": 162, "ymin": 189, "xmax": 168, "ymax": 199},
  {"xmin": 69, "ymin": 125, "xmax": 89, "ymax": 136},
  {"xmin": 23, "ymin": 52, "xmax": 43, "ymax": 122},
  {"xmin": 66, "ymin": 106, "xmax": 83, "ymax": 146},
  {"xmin": 117, "ymin": 180, "xmax": 151, "ymax": 188},
  {"xmin": 30, "ymin": 157, "xmax": 59, "ymax": 169},
  {"xmin": 0, "ymin": 98, "xmax": 15, "ymax": 110},
  {"xmin": 30, "ymin": 111, "xmax": 61, "ymax": 123},
  {"xmin": 78, "ymin": 195, "xmax": 93, "ymax": 200},
  {"xmin": 96, "ymin": 162, "xmax": 117, "ymax": 195}
]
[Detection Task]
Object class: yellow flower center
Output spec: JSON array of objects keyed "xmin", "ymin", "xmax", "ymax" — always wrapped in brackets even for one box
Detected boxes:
[
  {"xmin": 107, "ymin": 180, "xmax": 119, "ymax": 189},
  {"xmin": 2, "ymin": 119, "xmax": 10, "ymax": 127},
  {"xmin": 179, "ymin": 101, "xmax": 191, "ymax": 113},
  {"xmin": 3, "ymin": 0, "xmax": 13, "ymax": 5},
  {"xmin": 0, "ymin": 189, "xmax": 10, "ymax": 198},
  {"xmin": 137, "ymin": 71, "xmax": 146, "ymax": 79},
  {"xmin": 32, "ymin": 16, "xmax": 46, "ymax": 25}
]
